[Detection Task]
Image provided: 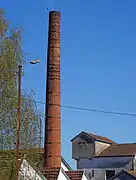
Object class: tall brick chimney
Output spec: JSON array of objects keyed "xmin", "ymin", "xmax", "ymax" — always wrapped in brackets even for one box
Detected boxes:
[{"xmin": 44, "ymin": 11, "xmax": 61, "ymax": 168}]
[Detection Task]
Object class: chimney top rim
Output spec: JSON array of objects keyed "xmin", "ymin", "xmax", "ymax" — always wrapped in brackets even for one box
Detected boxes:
[{"xmin": 49, "ymin": 11, "xmax": 61, "ymax": 15}]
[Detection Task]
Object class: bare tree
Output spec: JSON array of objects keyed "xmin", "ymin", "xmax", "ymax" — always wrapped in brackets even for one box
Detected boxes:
[{"xmin": 0, "ymin": 9, "xmax": 43, "ymax": 179}]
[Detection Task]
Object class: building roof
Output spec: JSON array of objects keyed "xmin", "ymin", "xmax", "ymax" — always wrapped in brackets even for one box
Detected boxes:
[
  {"xmin": 41, "ymin": 168, "xmax": 86, "ymax": 180},
  {"xmin": 71, "ymin": 131, "xmax": 136, "ymax": 157},
  {"xmin": 98, "ymin": 143, "xmax": 136, "ymax": 157},
  {"xmin": 71, "ymin": 132, "xmax": 115, "ymax": 144},
  {"xmin": 127, "ymin": 170, "xmax": 136, "ymax": 177},
  {"xmin": 61, "ymin": 157, "xmax": 72, "ymax": 171},
  {"xmin": 66, "ymin": 171, "xmax": 84, "ymax": 180},
  {"xmin": 41, "ymin": 167, "xmax": 60, "ymax": 180},
  {"xmin": 109, "ymin": 169, "xmax": 136, "ymax": 180},
  {"xmin": 86, "ymin": 132, "xmax": 115, "ymax": 144}
]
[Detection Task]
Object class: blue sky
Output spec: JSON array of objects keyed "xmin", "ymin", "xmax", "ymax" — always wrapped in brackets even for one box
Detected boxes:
[{"xmin": 2, "ymin": 0, "xmax": 136, "ymax": 168}]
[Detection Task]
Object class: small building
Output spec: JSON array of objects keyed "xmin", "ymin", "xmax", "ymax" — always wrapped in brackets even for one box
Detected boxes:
[{"xmin": 71, "ymin": 131, "xmax": 136, "ymax": 179}]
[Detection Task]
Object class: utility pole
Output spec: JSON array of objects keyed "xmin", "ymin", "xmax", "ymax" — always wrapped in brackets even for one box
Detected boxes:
[
  {"xmin": 15, "ymin": 65, "xmax": 22, "ymax": 180},
  {"xmin": 15, "ymin": 60, "xmax": 40, "ymax": 179}
]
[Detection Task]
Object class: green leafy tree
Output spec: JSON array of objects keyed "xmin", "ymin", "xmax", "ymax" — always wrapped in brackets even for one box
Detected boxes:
[{"xmin": 0, "ymin": 9, "xmax": 43, "ymax": 179}]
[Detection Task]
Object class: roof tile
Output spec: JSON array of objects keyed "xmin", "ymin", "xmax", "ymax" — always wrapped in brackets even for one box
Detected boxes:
[
  {"xmin": 41, "ymin": 167, "xmax": 60, "ymax": 180},
  {"xmin": 98, "ymin": 143, "xmax": 136, "ymax": 156},
  {"xmin": 86, "ymin": 132, "xmax": 115, "ymax": 144},
  {"xmin": 66, "ymin": 171, "xmax": 83, "ymax": 180},
  {"xmin": 71, "ymin": 132, "xmax": 115, "ymax": 144}
]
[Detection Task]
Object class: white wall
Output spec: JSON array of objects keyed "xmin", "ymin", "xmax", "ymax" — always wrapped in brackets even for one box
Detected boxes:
[
  {"xmin": 82, "ymin": 173, "xmax": 89, "ymax": 180},
  {"xmin": 19, "ymin": 159, "xmax": 44, "ymax": 180},
  {"xmin": 61, "ymin": 161, "xmax": 69, "ymax": 171},
  {"xmin": 95, "ymin": 141, "xmax": 110, "ymax": 155},
  {"xmin": 19, "ymin": 159, "xmax": 71, "ymax": 180},
  {"xmin": 57, "ymin": 169, "xmax": 69, "ymax": 180}
]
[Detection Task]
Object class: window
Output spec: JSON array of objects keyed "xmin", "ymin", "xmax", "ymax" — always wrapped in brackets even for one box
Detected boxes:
[
  {"xmin": 92, "ymin": 170, "xmax": 94, "ymax": 177},
  {"xmin": 106, "ymin": 170, "xmax": 115, "ymax": 179}
]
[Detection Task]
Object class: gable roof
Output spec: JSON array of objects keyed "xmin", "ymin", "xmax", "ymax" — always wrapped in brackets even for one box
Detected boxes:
[
  {"xmin": 87, "ymin": 132, "xmax": 115, "ymax": 144},
  {"xmin": 66, "ymin": 171, "xmax": 84, "ymax": 180},
  {"xmin": 109, "ymin": 169, "xmax": 136, "ymax": 180},
  {"xmin": 71, "ymin": 131, "xmax": 115, "ymax": 144},
  {"xmin": 98, "ymin": 143, "xmax": 136, "ymax": 157},
  {"xmin": 62, "ymin": 157, "xmax": 72, "ymax": 171}
]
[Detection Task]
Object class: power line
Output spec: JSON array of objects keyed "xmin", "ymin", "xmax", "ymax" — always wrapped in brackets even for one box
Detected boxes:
[
  {"xmin": 36, "ymin": 101, "xmax": 136, "ymax": 117},
  {"xmin": 2, "ymin": 96, "xmax": 136, "ymax": 117}
]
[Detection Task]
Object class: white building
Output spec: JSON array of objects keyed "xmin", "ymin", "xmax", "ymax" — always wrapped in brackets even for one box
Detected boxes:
[
  {"xmin": 71, "ymin": 131, "xmax": 136, "ymax": 180},
  {"xmin": 19, "ymin": 156, "xmax": 89, "ymax": 180}
]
